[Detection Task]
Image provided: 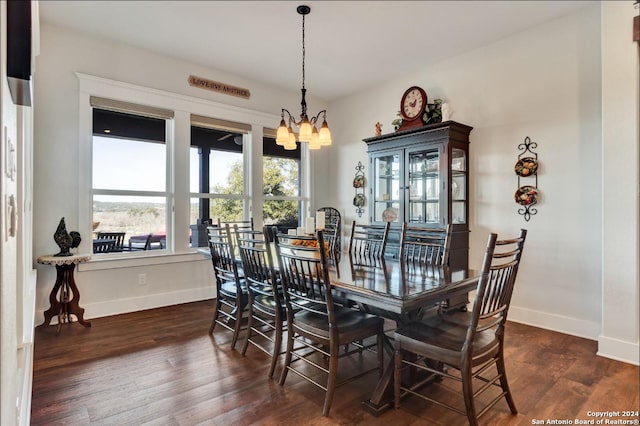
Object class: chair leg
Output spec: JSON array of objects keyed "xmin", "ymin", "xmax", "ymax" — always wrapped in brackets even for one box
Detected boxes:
[
  {"xmin": 496, "ymin": 353, "xmax": 517, "ymax": 414},
  {"xmin": 323, "ymin": 341, "xmax": 340, "ymax": 417},
  {"xmin": 230, "ymin": 300, "xmax": 244, "ymax": 350},
  {"xmin": 461, "ymin": 363, "xmax": 479, "ymax": 426},
  {"xmin": 209, "ymin": 299, "xmax": 220, "ymax": 334},
  {"xmin": 394, "ymin": 347, "xmax": 402, "ymax": 409},
  {"xmin": 268, "ymin": 318, "xmax": 283, "ymax": 379},
  {"xmin": 240, "ymin": 306, "xmax": 254, "ymax": 355},
  {"xmin": 377, "ymin": 331, "xmax": 384, "ymax": 377},
  {"xmin": 278, "ymin": 327, "xmax": 294, "ymax": 385}
]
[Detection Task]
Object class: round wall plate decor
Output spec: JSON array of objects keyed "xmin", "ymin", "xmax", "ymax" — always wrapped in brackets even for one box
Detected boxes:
[
  {"xmin": 514, "ymin": 157, "xmax": 538, "ymax": 177},
  {"xmin": 514, "ymin": 186, "xmax": 538, "ymax": 206}
]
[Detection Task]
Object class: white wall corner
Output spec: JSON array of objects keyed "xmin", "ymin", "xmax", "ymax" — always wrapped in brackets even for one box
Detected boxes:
[{"xmin": 597, "ymin": 335, "xmax": 640, "ymax": 366}]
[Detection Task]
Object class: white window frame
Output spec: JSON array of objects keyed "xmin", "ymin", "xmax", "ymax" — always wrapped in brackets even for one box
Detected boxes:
[{"xmin": 77, "ymin": 73, "xmax": 309, "ymax": 269}]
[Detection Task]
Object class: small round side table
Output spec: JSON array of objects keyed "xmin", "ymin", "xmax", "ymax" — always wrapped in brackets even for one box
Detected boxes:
[{"xmin": 37, "ymin": 253, "xmax": 92, "ymax": 333}]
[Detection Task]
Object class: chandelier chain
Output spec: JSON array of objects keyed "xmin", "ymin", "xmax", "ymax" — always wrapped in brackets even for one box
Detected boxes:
[{"xmin": 301, "ymin": 13, "xmax": 306, "ymax": 90}]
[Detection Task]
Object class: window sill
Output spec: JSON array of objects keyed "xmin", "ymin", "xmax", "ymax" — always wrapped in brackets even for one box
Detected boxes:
[{"xmin": 78, "ymin": 250, "xmax": 209, "ymax": 272}]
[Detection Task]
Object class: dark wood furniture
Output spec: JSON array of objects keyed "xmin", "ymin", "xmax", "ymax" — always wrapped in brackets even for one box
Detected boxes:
[
  {"xmin": 348, "ymin": 221, "xmax": 390, "ymax": 267},
  {"xmin": 364, "ymin": 121, "xmax": 472, "ymax": 310},
  {"xmin": 327, "ymin": 255, "xmax": 480, "ymax": 415},
  {"xmin": 399, "ymin": 223, "xmax": 451, "ymax": 267},
  {"xmin": 317, "ymin": 207, "xmax": 342, "ymax": 259},
  {"xmin": 236, "ymin": 226, "xmax": 284, "ymax": 378},
  {"xmin": 95, "ymin": 231, "xmax": 126, "ymax": 251},
  {"xmin": 92, "ymin": 238, "xmax": 116, "ymax": 253},
  {"xmin": 393, "ymin": 230, "xmax": 527, "ymax": 425},
  {"xmin": 275, "ymin": 231, "xmax": 385, "ymax": 417},
  {"xmin": 207, "ymin": 224, "xmax": 247, "ymax": 349},
  {"xmin": 217, "ymin": 218, "xmax": 254, "ymax": 256},
  {"xmin": 37, "ymin": 254, "xmax": 92, "ymax": 333}
]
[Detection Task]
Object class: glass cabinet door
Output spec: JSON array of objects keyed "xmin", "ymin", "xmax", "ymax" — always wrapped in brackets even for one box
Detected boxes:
[
  {"xmin": 372, "ymin": 153, "xmax": 400, "ymax": 223},
  {"xmin": 451, "ymin": 147, "xmax": 467, "ymax": 224},
  {"xmin": 407, "ymin": 148, "xmax": 440, "ymax": 225}
]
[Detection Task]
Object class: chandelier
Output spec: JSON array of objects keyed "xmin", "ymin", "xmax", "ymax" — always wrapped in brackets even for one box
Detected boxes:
[{"xmin": 276, "ymin": 5, "xmax": 332, "ymax": 150}]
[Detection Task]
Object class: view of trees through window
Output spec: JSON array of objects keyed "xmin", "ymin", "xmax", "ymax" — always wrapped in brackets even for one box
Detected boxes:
[{"xmin": 205, "ymin": 156, "xmax": 300, "ymax": 227}]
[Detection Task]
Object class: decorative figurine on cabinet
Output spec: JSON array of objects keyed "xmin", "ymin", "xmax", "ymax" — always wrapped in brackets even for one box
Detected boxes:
[{"xmin": 375, "ymin": 122, "xmax": 382, "ymax": 136}]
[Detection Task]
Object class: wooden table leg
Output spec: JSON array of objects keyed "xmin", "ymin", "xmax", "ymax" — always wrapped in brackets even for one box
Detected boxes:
[
  {"xmin": 39, "ymin": 269, "xmax": 64, "ymax": 328},
  {"xmin": 38, "ymin": 263, "xmax": 91, "ymax": 331},
  {"xmin": 63, "ymin": 263, "xmax": 91, "ymax": 328}
]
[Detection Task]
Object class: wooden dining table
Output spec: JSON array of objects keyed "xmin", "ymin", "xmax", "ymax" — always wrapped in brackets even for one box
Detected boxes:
[{"xmin": 327, "ymin": 255, "xmax": 480, "ymax": 416}]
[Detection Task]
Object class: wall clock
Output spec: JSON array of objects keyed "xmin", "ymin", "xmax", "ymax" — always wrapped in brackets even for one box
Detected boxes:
[{"xmin": 398, "ymin": 86, "xmax": 427, "ymax": 132}]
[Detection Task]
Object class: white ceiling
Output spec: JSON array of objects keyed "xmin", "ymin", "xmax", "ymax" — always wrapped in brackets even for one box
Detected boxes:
[{"xmin": 39, "ymin": 0, "xmax": 593, "ymax": 101}]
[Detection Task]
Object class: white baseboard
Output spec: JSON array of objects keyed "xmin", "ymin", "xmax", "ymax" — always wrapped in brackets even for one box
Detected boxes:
[
  {"xmin": 597, "ymin": 335, "xmax": 640, "ymax": 366},
  {"xmin": 35, "ymin": 286, "xmax": 216, "ymax": 323},
  {"xmin": 509, "ymin": 305, "xmax": 600, "ymax": 340}
]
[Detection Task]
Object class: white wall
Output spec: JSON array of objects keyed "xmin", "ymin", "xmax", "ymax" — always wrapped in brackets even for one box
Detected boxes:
[
  {"xmin": 600, "ymin": 1, "xmax": 639, "ymax": 364},
  {"xmin": 33, "ymin": 22, "xmax": 327, "ymax": 320},
  {"xmin": 327, "ymin": 3, "xmax": 637, "ymax": 364}
]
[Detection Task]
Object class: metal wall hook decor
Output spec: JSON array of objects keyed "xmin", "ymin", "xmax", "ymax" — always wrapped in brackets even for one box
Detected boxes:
[
  {"xmin": 514, "ymin": 136, "xmax": 539, "ymax": 221},
  {"xmin": 353, "ymin": 161, "xmax": 365, "ymax": 217}
]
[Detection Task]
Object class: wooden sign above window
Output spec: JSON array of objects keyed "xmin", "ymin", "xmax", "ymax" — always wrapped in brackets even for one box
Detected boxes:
[{"xmin": 188, "ymin": 75, "xmax": 251, "ymax": 99}]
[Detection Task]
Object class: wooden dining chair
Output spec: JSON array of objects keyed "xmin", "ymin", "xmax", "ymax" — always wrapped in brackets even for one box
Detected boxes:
[
  {"xmin": 348, "ymin": 221, "xmax": 390, "ymax": 266},
  {"xmin": 236, "ymin": 225, "xmax": 284, "ymax": 378},
  {"xmin": 275, "ymin": 231, "xmax": 385, "ymax": 417},
  {"xmin": 321, "ymin": 215, "xmax": 341, "ymax": 276},
  {"xmin": 207, "ymin": 224, "xmax": 248, "ymax": 349},
  {"xmin": 217, "ymin": 218, "xmax": 254, "ymax": 256},
  {"xmin": 317, "ymin": 207, "xmax": 342, "ymax": 260},
  {"xmin": 399, "ymin": 223, "xmax": 452, "ymax": 267},
  {"xmin": 393, "ymin": 229, "xmax": 527, "ymax": 425}
]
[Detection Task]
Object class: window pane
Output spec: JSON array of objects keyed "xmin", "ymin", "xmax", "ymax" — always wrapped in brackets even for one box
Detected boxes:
[
  {"xmin": 93, "ymin": 136, "xmax": 166, "ymax": 191},
  {"xmin": 210, "ymin": 150, "xmax": 243, "ymax": 195},
  {"xmin": 263, "ymin": 156, "xmax": 299, "ymax": 196},
  {"xmin": 209, "ymin": 198, "xmax": 244, "ymax": 222},
  {"xmin": 263, "ymin": 200, "xmax": 299, "ymax": 229},
  {"xmin": 92, "ymin": 194, "xmax": 166, "ymax": 249}
]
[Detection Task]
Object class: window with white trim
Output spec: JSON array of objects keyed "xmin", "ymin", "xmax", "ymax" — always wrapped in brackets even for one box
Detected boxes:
[{"xmin": 91, "ymin": 103, "xmax": 172, "ymax": 254}]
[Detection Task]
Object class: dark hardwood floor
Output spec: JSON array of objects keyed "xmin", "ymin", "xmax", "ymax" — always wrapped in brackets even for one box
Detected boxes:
[{"xmin": 32, "ymin": 300, "xmax": 639, "ymax": 425}]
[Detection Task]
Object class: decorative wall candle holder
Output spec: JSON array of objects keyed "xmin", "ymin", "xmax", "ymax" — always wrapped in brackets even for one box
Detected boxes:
[
  {"xmin": 353, "ymin": 161, "xmax": 365, "ymax": 217},
  {"xmin": 515, "ymin": 136, "xmax": 539, "ymax": 221}
]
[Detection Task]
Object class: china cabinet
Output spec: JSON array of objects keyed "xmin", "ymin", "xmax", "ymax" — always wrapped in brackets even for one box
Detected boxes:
[{"xmin": 363, "ymin": 121, "xmax": 472, "ymax": 270}]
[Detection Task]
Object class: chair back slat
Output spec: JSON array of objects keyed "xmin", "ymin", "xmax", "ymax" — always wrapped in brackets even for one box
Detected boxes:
[
  {"xmin": 466, "ymin": 229, "xmax": 527, "ymax": 347},
  {"xmin": 275, "ymin": 232, "xmax": 335, "ymax": 323},
  {"xmin": 207, "ymin": 224, "xmax": 242, "ymax": 296},
  {"xmin": 399, "ymin": 223, "xmax": 451, "ymax": 267},
  {"xmin": 217, "ymin": 218, "xmax": 254, "ymax": 256},
  {"xmin": 348, "ymin": 221, "xmax": 390, "ymax": 266},
  {"xmin": 95, "ymin": 231, "xmax": 126, "ymax": 252},
  {"xmin": 317, "ymin": 207, "xmax": 342, "ymax": 260},
  {"xmin": 236, "ymin": 226, "xmax": 281, "ymax": 314}
]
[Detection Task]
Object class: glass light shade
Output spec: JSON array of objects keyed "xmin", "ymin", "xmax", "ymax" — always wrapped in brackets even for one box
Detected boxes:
[
  {"xmin": 319, "ymin": 120, "xmax": 332, "ymax": 146},
  {"xmin": 309, "ymin": 127, "xmax": 321, "ymax": 149},
  {"xmin": 298, "ymin": 117, "xmax": 312, "ymax": 142},
  {"xmin": 276, "ymin": 119, "xmax": 289, "ymax": 146},
  {"xmin": 284, "ymin": 129, "xmax": 297, "ymax": 150}
]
